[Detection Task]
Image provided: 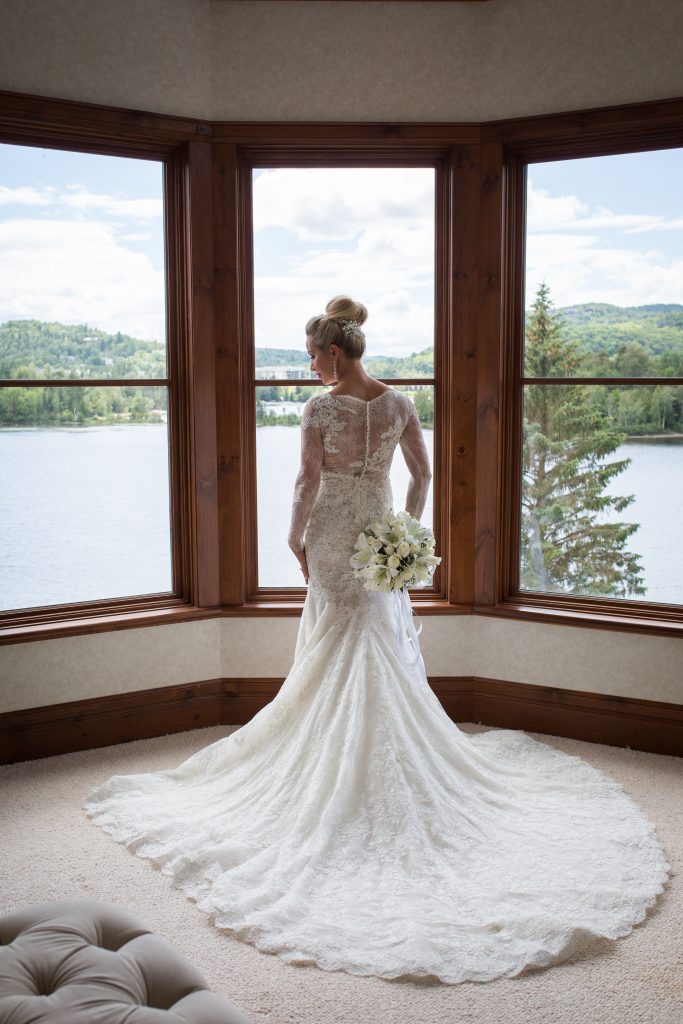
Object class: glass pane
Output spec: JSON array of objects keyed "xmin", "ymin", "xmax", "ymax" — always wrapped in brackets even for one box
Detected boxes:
[
  {"xmin": 256, "ymin": 385, "xmax": 434, "ymax": 587},
  {"xmin": 0, "ymin": 387, "xmax": 172, "ymax": 611},
  {"xmin": 523, "ymin": 148, "xmax": 683, "ymax": 377},
  {"xmin": 0, "ymin": 142, "xmax": 166, "ymax": 379},
  {"xmin": 252, "ymin": 167, "xmax": 435, "ymax": 378},
  {"xmin": 520, "ymin": 383, "xmax": 683, "ymax": 605}
]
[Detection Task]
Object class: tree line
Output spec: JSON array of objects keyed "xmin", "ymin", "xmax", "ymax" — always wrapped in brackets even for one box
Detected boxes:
[
  {"xmin": 2, "ymin": 305, "xmax": 682, "ymax": 433},
  {"xmin": 0, "ymin": 385, "xmax": 166, "ymax": 426}
]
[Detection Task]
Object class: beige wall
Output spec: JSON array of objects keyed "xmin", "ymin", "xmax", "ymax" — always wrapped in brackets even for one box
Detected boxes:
[
  {"xmin": 0, "ymin": 0, "xmax": 682, "ymax": 122},
  {"xmin": 0, "ymin": 0, "xmax": 681, "ymax": 714},
  {"xmin": 1, "ymin": 616, "xmax": 681, "ymax": 714}
]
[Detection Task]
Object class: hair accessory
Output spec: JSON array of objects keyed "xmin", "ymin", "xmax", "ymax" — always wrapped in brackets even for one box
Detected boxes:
[{"xmin": 339, "ymin": 318, "xmax": 365, "ymax": 344}]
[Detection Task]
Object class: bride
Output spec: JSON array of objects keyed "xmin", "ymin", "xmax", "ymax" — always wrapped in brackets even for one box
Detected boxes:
[{"xmin": 83, "ymin": 295, "xmax": 670, "ymax": 984}]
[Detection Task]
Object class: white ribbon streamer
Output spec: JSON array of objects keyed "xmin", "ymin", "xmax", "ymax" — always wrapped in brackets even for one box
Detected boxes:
[{"xmin": 393, "ymin": 587, "xmax": 428, "ymax": 686}]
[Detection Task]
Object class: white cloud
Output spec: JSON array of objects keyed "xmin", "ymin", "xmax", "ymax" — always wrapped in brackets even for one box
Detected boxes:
[
  {"xmin": 252, "ymin": 168, "xmax": 435, "ymax": 355},
  {"xmin": 0, "ymin": 218, "xmax": 165, "ymax": 342},
  {"xmin": 0, "ymin": 182, "xmax": 163, "ymax": 220},
  {"xmin": 527, "ymin": 179, "xmax": 683, "ymax": 234},
  {"xmin": 525, "ymin": 179, "xmax": 683, "ymax": 308},
  {"xmin": 253, "ymin": 271, "xmax": 434, "ymax": 356},
  {"xmin": 58, "ymin": 187, "xmax": 163, "ymax": 220},
  {"xmin": 525, "ymin": 231, "xmax": 683, "ymax": 308},
  {"xmin": 0, "ymin": 185, "xmax": 54, "ymax": 207},
  {"xmin": 253, "ymin": 167, "xmax": 434, "ymax": 241},
  {"xmin": 526, "ymin": 183, "xmax": 589, "ymax": 231}
]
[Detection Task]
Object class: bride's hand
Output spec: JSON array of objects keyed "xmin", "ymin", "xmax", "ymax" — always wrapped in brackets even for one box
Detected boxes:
[{"xmin": 292, "ymin": 547, "xmax": 309, "ymax": 584}]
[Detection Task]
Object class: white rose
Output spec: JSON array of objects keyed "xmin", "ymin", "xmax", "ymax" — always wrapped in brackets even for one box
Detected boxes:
[
  {"xmin": 396, "ymin": 540, "xmax": 410, "ymax": 558},
  {"xmin": 388, "ymin": 554, "xmax": 401, "ymax": 570}
]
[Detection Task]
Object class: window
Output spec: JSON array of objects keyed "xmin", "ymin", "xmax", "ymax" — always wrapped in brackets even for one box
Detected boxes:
[
  {"xmin": 0, "ymin": 142, "xmax": 175, "ymax": 616},
  {"xmin": 2, "ymin": 90, "xmax": 682, "ymax": 639},
  {"xmin": 506, "ymin": 145, "xmax": 683, "ymax": 618},
  {"xmin": 250, "ymin": 165, "xmax": 437, "ymax": 590}
]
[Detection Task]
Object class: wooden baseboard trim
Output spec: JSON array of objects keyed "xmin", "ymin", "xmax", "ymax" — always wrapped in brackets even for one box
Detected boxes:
[{"xmin": 2, "ymin": 676, "xmax": 681, "ymax": 764}]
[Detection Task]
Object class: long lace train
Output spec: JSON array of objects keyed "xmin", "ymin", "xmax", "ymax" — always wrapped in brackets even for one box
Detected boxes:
[
  {"xmin": 83, "ymin": 596, "xmax": 671, "ymax": 983},
  {"xmin": 83, "ymin": 388, "xmax": 671, "ymax": 983}
]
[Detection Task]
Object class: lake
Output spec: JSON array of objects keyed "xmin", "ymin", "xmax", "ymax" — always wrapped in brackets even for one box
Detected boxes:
[{"xmin": 0, "ymin": 425, "xmax": 680, "ymax": 610}]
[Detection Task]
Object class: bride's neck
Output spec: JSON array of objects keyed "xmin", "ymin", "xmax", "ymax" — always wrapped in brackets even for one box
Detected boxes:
[{"xmin": 334, "ymin": 360, "xmax": 370, "ymax": 388}]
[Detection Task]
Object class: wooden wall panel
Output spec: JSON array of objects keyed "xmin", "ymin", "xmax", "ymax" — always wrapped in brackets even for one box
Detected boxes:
[
  {"xmin": 213, "ymin": 143, "xmax": 247, "ymax": 605},
  {"xmin": 3, "ymin": 677, "xmax": 680, "ymax": 764},
  {"xmin": 448, "ymin": 143, "xmax": 480, "ymax": 605},
  {"xmin": 185, "ymin": 139, "xmax": 221, "ymax": 607},
  {"xmin": 474, "ymin": 141, "xmax": 504, "ymax": 605}
]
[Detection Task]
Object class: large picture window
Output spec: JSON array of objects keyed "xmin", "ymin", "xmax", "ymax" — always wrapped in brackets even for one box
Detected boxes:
[
  {"xmin": 0, "ymin": 142, "xmax": 173, "ymax": 613},
  {"xmin": 250, "ymin": 166, "xmax": 436, "ymax": 589},
  {"xmin": 2, "ymin": 89, "xmax": 682, "ymax": 639},
  {"xmin": 517, "ymin": 147, "xmax": 683, "ymax": 609}
]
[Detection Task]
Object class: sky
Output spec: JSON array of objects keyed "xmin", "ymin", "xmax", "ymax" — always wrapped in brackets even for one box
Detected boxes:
[
  {"xmin": 525, "ymin": 148, "xmax": 683, "ymax": 316},
  {"xmin": 1, "ymin": 142, "xmax": 682, "ymax": 358},
  {"xmin": 0, "ymin": 143, "xmax": 166, "ymax": 345}
]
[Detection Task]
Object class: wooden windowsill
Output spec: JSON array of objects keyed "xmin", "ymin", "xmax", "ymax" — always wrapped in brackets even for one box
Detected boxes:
[
  {"xmin": 1, "ymin": 593, "xmax": 682, "ymax": 645},
  {"xmin": 227, "ymin": 597, "xmax": 470, "ymax": 617},
  {"xmin": 478, "ymin": 600, "xmax": 683, "ymax": 639},
  {"xmin": 0, "ymin": 605, "xmax": 222, "ymax": 646}
]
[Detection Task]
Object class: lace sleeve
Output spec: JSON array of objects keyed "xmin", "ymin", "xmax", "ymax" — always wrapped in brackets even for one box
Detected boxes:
[
  {"xmin": 399, "ymin": 400, "xmax": 432, "ymax": 521},
  {"xmin": 288, "ymin": 398, "xmax": 324, "ymax": 554}
]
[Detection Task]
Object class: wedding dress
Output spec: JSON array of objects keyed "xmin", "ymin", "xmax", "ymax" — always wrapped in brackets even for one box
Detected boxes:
[{"xmin": 83, "ymin": 387, "xmax": 671, "ymax": 984}]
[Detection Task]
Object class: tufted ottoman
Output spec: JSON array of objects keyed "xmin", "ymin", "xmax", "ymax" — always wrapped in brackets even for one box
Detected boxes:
[{"xmin": 0, "ymin": 897, "xmax": 251, "ymax": 1023}]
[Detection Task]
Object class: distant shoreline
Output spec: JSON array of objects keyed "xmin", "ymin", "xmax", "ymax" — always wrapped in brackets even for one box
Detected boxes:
[
  {"xmin": 1, "ymin": 424, "xmax": 681, "ymax": 440},
  {"xmin": 624, "ymin": 433, "xmax": 683, "ymax": 441}
]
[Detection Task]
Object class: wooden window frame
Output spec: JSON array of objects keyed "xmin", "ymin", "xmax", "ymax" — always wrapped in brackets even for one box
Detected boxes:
[
  {"xmin": 1, "ymin": 90, "xmax": 682, "ymax": 644},
  {"xmin": 233, "ymin": 148, "xmax": 445, "ymax": 605},
  {"xmin": 480, "ymin": 96, "xmax": 683, "ymax": 638},
  {"xmin": 211, "ymin": 127, "xmax": 482, "ymax": 619},
  {"xmin": 0, "ymin": 91, "xmax": 220, "ymax": 643}
]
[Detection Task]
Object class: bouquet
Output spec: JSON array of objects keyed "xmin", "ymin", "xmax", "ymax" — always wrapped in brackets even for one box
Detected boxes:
[{"xmin": 349, "ymin": 510, "xmax": 441, "ymax": 593}]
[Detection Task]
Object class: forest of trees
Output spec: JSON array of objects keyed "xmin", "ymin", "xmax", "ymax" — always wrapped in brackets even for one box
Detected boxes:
[
  {"xmin": 0, "ymin": 319, "xmax": 166, "ymax": 379},
  {"xmin": 520, "ymin": 282, "xmax": 648, "ymax": 599},
  {"xmin": 1, "ymin": 304, "xmax": 682, "ymax": 431},
  {"xmin": 0, "ymin": 320, "xmax": 166, "ymax": 425},
  {"xmin": 0, "ymin": 384, "xmax": 166, "ymax": 426}
]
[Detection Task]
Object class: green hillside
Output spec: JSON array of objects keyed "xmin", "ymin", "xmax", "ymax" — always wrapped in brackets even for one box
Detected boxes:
[
  {"xmin": 0, "ymin": 320, "xmax": 166, "ymax": 425},
  {"xmin": 551, "ymin": 303, "xmax": 683, "ymax": 375},
  {"xmin": 2, "ymin": 305, "xmax": 683, "ymax": 430},
  {"xmin": 0, "ymin": 319, "xmax": 165, "ymax": 380}
]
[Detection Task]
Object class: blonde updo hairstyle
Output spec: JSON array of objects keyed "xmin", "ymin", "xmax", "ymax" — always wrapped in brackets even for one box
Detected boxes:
[{"xmin": 306, "ymin": 295, "xmax": 368, "ymax": 359}]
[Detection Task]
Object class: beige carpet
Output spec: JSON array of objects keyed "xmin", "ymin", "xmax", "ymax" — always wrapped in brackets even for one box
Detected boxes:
[{"xmin": 1, "ymin": 722, "xmax": 681, "ymax": 1024}]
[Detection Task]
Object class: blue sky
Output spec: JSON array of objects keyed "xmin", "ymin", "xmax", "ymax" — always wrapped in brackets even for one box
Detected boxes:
[
  {"xmin": 1, "ymin": 144, "xmax": 681, "ymax": 358},
  {"xmin": 525, "ymin": 147, "xmax": 683, "ymax": 315},
  {"xmin": 0, "ymin": 143, "xmax": 165, "ymax": 343}
]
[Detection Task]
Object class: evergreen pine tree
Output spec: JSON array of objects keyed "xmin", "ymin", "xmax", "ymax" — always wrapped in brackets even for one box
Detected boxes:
[{"xmin": 521, "ymin": 281, "xmax": 645, "ymax": 597}]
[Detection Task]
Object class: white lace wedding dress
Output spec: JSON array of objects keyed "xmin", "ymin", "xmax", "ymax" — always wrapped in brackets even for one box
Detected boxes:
[{"xmin": 83, "ymin": 387, "xmax": 671, "ymax": 984}]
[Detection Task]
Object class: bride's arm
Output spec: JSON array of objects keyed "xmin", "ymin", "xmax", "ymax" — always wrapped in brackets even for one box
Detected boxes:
[
  {"xmin": 288, "ymin": 398, "xmax": 324, "ymax": 562},
  {"xmin": 399, "ymin": 400, "xmax": 432, "ymax": 521}
]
